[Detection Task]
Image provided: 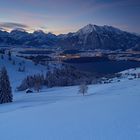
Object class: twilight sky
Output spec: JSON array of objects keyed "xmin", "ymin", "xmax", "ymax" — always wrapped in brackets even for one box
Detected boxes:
[{"xmin": 0, "ymin": 0, "xmax": 140, "ymax": 34}]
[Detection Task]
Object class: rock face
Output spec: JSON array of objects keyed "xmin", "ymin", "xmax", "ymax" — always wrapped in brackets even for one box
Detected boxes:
[{"xmin": 0, "ymin": 24, "xmax": 140, "ymax": 50}]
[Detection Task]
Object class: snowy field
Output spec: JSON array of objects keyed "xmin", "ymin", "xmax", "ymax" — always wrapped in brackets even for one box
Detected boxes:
[
  {"xmin": 0, "ymin": 54, "xmax": 140, "ymax": 140},
  {"xmin": 0, "ymin": 79, "xmax": 140, "ymax": 140}
]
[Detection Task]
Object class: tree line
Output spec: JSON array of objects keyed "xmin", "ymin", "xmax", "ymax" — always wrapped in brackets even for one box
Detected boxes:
[{"xmin": 17, "ymin": 66, "xmax": 92, "ymax": 92}]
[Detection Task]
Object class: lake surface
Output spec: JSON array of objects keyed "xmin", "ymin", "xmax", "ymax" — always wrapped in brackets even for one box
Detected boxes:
[{"xmin": 64, "ymin": 57, "xmax": 140, "ymax": 74}]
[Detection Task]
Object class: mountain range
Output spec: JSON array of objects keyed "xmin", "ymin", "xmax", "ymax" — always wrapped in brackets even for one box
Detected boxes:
[{"xmin": 0, "ymin": 24, "xmax": 140, "ymax": 50}]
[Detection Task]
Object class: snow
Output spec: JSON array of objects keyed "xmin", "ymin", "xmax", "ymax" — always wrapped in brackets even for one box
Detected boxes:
[
  {"xmin": 0, "ymin": 54, "xmax": 46, "ymax": 90},
  {"xmin": 103, "ymin": 25, "xmax": 122, "ymax": 34},
  {"xmin": 76, "ymin": 24, "xmax": 123, "ymax": 36},
  {"xmin": 0, "ymin": 79, "xmax": 140, "ymax": 140},
  {"xmin": 121, "ymin": 67, "xmax": 140, "ymax": 74},
  {"xmin": 77, "ymin": 24, "xmax": 95, "ymax": 35},
  {"xmin": 1, "ymin": 54, "xmax": 140, "ymax": 140}
]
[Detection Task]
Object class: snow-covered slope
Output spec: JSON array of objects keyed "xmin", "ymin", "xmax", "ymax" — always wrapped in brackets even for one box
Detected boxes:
[
  {"xmin": 0, "ymin": 54, "xmax": 46, "ymax": 90},
  {"xmin": 0, "ymin": 77, "xmax": 140, "ymax": 140},
  {"xmin": 1, "ymin": 53, "xmax": 140, "ymax": 140},
  {"xmin": 0, "ymin": 55, "xmax": 140, "ymax": 140}
]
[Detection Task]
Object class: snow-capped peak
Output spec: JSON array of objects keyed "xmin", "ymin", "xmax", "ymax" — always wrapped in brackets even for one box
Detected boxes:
[
  {"xmin": 46, "ymin": 32, "xmax": 57, "ymax": 39},
  {"xmin": 77, "ymin": 24, "xmax": 96, "ymax": 35},
  {"xmin": 76, "ymin": 24, "xmax": 123, "ymax": 35},
  {"xmin": 33, "ymin": 30, "xmax": 47, "ymax": 38},
  {"xmin": 102, "ymin": 25, "xmax": 122, "ymax": 34},
  {"xmin": 33, "ymin": 30, "xmax": 45, "ymax": 35},
  {"xmin": 10, "ymin": 28, "xmax": 29, "ymax": 39},
  {"xmin": 11, "ymin": 28, "xmax": 26, "ymax": 33}
]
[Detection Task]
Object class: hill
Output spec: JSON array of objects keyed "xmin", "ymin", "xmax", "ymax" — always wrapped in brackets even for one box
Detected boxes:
[{"xmin": 0, "ymin": 67, "xmax": 140, "ymax": 140}]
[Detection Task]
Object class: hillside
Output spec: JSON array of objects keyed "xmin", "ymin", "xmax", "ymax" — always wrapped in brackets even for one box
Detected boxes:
[
  {"xmin": 0, "ymin": 54, "xmax": 46, "ymax": 90},
  {"xmin": 0, "ymin": 71, "xmax": 140, "ymax": 140},
  {"xmin": 0, "ymin": 54, "xmax": 140, "ymax": 140}
]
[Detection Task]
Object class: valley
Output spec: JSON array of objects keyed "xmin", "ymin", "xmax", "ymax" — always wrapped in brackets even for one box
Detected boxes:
[{"xmin": 6, "ymin": 47, "xmax": 140, "ymax": 75}]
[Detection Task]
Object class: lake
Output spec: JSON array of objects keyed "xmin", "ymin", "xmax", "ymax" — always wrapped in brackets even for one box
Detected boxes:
[{"xmin": 64, "ymin": 57, "xmax": 140, "ymax": 74}]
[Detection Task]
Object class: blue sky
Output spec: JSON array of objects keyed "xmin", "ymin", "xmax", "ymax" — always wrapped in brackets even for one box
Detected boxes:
[{"xmin": 0, "ymin": 0, "xmax": 140, "ymax": 34}]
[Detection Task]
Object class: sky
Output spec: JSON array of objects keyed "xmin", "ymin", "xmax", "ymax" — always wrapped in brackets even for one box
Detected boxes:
[{"xmin": 0, "ymin": 0, "xmax": 140, "ymax": 34}]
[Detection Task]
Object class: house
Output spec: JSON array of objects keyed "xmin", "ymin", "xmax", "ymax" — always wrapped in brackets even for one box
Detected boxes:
[{"xmin": 26, "ymin": 89, "xmax": 33, "ymax": 94}]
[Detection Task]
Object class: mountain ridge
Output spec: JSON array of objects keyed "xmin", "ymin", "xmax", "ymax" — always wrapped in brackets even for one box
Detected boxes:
[{"xmin": 0, "ymin": 24, "xmax": 140, "ymax": 50}]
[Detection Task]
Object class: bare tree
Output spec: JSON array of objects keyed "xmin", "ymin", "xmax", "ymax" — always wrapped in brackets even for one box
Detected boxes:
[{"xmin": 78, "ymin": 83, "xmax": 88, "ymax": 96}]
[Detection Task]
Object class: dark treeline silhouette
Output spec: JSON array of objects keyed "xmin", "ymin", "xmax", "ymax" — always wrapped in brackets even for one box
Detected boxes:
[{"xmin": 17, "ymin": 66, "xmax": 92, "ymax": 92}]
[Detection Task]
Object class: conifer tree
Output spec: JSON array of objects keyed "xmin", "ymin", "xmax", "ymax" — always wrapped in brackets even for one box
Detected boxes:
[
  {"xmin": 8, "ymin": 51, "xmax": 12, "ymax": 61},
  {"xmin": 0, "ymin": 67, "xmax": 13, "ymax": 104}
]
